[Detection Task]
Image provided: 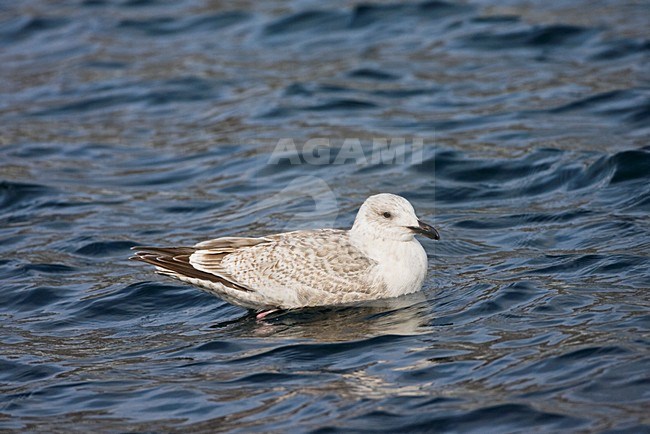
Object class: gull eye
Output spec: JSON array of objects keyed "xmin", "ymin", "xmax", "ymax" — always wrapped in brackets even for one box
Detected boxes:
[{"xmin": 383, "ymin": 212, "xmax": 392, "ymax": 219}]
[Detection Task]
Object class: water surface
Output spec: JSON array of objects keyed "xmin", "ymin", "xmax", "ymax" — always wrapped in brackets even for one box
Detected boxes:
[{"xmin": 1, "ymin": 0, "xmax": 649, "ymax": 432}]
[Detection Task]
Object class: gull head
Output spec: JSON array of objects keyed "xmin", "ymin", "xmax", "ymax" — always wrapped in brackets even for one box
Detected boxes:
[{"xmin": 351, "ymin": 193, "xmax": 440, "ymax": 242}]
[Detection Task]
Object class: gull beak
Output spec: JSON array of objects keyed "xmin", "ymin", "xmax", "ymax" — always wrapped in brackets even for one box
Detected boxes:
[{"xmin": 408, "ymin": 220, "xmax": 440, "ymax": 240}]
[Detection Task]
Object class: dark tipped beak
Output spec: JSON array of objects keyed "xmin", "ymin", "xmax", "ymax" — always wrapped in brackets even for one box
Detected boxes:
[{"xmin": 408, "ymin": 220, "xmax": 440, "ymax": 240}]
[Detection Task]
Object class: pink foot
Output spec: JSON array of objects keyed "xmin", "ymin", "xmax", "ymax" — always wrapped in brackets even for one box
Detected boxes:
[{"xmin": 256, "ymin": 309, "xmax": 279, "ymax": 320}]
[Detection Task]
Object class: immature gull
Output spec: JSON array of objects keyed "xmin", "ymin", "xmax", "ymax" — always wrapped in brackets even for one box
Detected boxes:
[{"xmin": 131, "ymin": 193, "xmax": 439, "ymax": 316}]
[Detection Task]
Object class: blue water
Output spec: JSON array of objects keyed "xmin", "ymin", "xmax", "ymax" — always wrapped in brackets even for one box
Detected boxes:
[{"xmin": 1, "ymin": 0, "xmax": 649, "ymax": 432}]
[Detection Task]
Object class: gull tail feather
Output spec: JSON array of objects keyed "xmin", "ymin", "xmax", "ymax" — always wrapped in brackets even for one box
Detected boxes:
[{"xmin": 130, "ymin": 246, "xmax": 252, "ymax": 292}]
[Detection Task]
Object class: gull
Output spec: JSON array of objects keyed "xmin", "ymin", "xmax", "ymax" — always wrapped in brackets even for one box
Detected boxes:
[{"xmin": 131, "ymin": 193, "xmax": 439, "ymax": 318}]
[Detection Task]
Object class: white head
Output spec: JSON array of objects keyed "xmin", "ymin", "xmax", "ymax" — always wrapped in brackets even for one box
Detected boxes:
[{"xmin": 351, "ymin": 193, "xmax": 439, "ymax": 242}]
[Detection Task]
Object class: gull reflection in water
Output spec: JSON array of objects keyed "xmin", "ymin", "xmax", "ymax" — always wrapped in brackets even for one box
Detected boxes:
[{"xmin": 212, "ymin": 292, "xmax": 434, "ymax": 342}]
